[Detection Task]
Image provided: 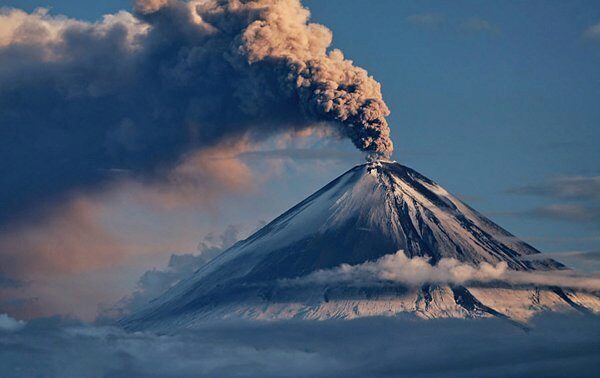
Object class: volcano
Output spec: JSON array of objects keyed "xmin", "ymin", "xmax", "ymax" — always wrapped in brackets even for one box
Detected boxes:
[{"xmin": 123, "ymin": 161, "xmax": 600, "ymax": 330}]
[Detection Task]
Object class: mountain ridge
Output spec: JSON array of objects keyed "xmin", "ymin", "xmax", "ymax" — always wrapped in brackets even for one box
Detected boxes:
[{"xmin": 122, "ymin": 161, "xmax": 599, "ymax": 330}]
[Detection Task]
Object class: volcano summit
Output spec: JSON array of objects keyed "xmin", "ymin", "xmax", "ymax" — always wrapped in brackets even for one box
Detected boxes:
[{"xmin": 123, "ymin": 161, "xmax": 600, "ymax": 330}]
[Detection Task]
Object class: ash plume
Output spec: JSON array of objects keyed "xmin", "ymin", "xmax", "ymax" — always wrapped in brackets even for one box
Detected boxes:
[{"xmin": 0, "ymin": 0, "xmax": 393, "ymax": 224}]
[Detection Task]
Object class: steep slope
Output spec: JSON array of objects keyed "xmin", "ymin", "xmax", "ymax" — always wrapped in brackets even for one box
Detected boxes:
[{"xmin": 123, "ymin": 161, "xmax": 598, "ymax": 330}]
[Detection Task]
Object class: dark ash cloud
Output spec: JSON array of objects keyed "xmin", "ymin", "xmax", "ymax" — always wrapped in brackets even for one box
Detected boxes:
[
  {"xmin": 0, "ymin": 0, "xmax": 393, "ymax": 225},
  {"xmin": 1, "ymin": 314, "xmax": 600, "ymax": 377}
]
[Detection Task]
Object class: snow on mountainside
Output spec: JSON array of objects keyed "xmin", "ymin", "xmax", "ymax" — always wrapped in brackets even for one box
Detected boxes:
[{"xmin": 122, "ymin": 161, "xmax": 600, "ymax": 330}]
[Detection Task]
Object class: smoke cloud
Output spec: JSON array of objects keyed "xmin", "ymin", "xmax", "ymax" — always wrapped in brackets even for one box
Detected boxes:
[
  {"xmin": 0, "ymin": 0, "xmax": 392, "ymax": 224},
  {"xmin": 287, "ymin": 251, "xmax": 600, "ymax": 291}
]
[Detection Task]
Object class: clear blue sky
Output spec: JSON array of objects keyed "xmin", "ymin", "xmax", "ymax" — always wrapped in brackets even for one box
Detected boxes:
[{"xmin": 1, "ymin": 1, "xmax": 599, "ymax": 266}]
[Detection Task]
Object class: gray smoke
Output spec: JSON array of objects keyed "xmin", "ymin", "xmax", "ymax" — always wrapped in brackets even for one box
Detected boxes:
[{"xmin": 0, "ymin": 0, "xmax": 393, "ymax": 224}]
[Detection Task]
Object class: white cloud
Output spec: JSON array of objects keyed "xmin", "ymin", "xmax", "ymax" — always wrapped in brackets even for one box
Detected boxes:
[
  {"xmin": 288, "ymin": 251, "xmax": 507, "ymax": 287},
  {"xmin": 285, "ymin": 251, "xmax": 600, "ymax": 291}
]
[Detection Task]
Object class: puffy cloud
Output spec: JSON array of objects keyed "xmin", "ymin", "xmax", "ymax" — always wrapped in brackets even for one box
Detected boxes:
[
  {"xmin": 287, "ymin": 251, "xmax": 600, "ymax": 291},
  {"xmin": 0, "ymin": 0, "xmax": 392, "ymax": 226},
  {"xmin": 290, "ymin": 251, "xmax": 506, "ymax": 287},
  {"xmin": 0, "ymin": 314, "xmax": 599, "ymax": 377}
]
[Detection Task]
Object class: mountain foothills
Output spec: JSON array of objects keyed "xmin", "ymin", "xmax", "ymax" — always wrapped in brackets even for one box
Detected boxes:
[{"xmin": 123, "ymin": 161, "xmax": 600, "ymax": 331}]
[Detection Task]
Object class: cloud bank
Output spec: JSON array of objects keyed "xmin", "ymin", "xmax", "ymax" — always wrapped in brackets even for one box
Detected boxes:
[
  {"xmin": 1, "ymin": 314, "xmax": 599, "ymax": 377},
  {"xmin": 286, "ymin": 251, "xmax": 600, "ymax": 291},
  {"xmin": 0, "ymin": 0, "xmax": 392, "ymax": 225}
]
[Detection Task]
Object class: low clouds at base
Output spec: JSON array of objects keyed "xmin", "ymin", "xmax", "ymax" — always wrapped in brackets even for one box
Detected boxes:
[{"xmin": 1, "ymin": 314, "xmax": 599, "ymax": 377}]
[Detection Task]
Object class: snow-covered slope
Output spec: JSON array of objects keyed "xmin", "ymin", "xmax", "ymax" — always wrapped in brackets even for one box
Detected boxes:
[{"xmin": 122, "ymin": 161, "xmax": 599, "ymax": 330}]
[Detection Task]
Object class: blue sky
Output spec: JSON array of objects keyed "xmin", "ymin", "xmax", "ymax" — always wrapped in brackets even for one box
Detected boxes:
[{"xmin": 0, "ymin": 0, "xmax": 599, "ymax": 318}]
